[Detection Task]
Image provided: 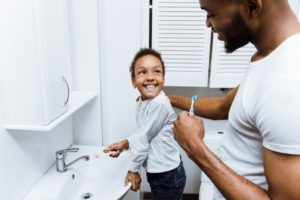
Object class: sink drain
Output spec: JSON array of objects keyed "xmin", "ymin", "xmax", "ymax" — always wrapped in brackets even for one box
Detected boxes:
[{"xmin": 81, "ymin": 193, "xmax": 93, "ymax": 199}]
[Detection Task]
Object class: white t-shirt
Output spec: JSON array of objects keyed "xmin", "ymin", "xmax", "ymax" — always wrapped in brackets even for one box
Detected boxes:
[
  {"xmin": 127, "ymin": 91, "xmax": 180, "ymax": 173},
  {"xmin": 214, "ymin": 33, "xmax": 300, "ymax": 199}
]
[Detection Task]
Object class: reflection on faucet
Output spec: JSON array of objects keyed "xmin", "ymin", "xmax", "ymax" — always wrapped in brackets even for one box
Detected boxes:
[{"xmin": 56, "ymin": 148, "xmax": 90, "ymax": 173}]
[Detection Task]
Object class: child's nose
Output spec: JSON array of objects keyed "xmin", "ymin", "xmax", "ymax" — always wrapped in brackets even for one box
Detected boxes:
[{"xmin": 146, "ymin": 72, "xmax": 155, "ymax": 80}]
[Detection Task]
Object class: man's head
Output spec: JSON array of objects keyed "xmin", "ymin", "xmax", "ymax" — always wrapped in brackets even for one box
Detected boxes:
[
  {"xmin": 200, "ymin": 0, "xmax": 256, "ymax": 53},
  {"xmin": 200, "ymin": 0, "xmax": 300, "ymax": 55}
]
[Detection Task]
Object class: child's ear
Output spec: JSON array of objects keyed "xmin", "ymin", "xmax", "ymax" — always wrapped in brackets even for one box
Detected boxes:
[{"xmin": 131, "ymin": 79, "xmax": 136, "ymax": 88}]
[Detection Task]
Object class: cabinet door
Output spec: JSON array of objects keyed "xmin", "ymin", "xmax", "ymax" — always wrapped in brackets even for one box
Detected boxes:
[
  {"xmin": 209, "ymin": 34, "xmax": 256, "ymax": 88},
  {"xmin": 152, "ymin": 0, "xmax": 211, "ymax": 87},
  {"xmin": 0, "ymin": 0, "xmax": 70, "ymax": 125},
  {"xmin": 35, "ymin": 0, "xmax": 70, "ymax": 124}
]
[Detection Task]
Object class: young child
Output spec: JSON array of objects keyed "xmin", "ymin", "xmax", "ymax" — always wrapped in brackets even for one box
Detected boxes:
[{"xmin": 103, "ymin": 48, "xmax": 186, "ymax": 200}]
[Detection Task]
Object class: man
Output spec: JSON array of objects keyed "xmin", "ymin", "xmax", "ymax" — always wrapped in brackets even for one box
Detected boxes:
[{"xmin": 170, "ymin": 0, "xmax": 300, "ymax": 199}]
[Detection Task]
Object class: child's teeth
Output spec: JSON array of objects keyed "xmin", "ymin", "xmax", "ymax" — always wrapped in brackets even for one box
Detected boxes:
[{"xmin": 146, "ymin": 85, "xmax": 155, "ymax": 89}]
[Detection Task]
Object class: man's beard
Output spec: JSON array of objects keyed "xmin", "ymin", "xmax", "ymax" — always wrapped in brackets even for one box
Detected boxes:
[{"xmin": 224, "ymin": 12, "xmax": 253, "ymax": 53}]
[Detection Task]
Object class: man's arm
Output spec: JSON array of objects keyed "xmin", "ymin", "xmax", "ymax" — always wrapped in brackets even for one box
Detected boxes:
[
  {"xmin": 264, "ymin": 148, "xmax": 300, "ymax": 199},
  {"xmin": 173, "ymin": 112, "xmax": 300, "ymax": 200},
  {"xmin": 168, "ymin": 87, "xmax": 238, "ymax": 120}
]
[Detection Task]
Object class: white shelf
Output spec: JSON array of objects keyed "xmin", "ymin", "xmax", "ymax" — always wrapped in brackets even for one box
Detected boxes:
[{"xmin": 4, "ymin": 91, "xmax": 97, "ymax": 132}]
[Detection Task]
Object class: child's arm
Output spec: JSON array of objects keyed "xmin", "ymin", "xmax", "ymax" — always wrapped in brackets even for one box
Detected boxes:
[
  {"xmin": 103, "ymin": 139, "xmax": 129, "ymax": 157},
  {"xmin": 129, "ymin": 101, "xmax": 169, "ymax": 171}
]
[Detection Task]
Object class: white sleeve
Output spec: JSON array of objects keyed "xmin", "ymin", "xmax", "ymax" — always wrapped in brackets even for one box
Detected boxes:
[
  {"xmin": 129, "ymin": 101, "xmax": 169, "ymax": 172},
  {"xmin": 255, "ymin": 79, "xmax": 300, "ymax": 154},
  {"xmin": 127, "ymin": 133, "xmax": 138, "ymax": 150}
]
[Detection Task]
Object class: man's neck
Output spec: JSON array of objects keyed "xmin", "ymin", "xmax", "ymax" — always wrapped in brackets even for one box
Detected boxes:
[{"xmin": 251, "ymin": 3, "xmax": 300, "ymax": 61}]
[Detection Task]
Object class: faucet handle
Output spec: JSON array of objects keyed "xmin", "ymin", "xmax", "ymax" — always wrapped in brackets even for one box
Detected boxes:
[{"xmin": 56, "ymin": 148, "xmax": 79, "ymax": 155}]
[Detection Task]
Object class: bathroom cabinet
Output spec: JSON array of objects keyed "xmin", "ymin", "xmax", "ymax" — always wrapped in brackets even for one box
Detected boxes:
[{"xmin": 0, "ymin": 0, "xmax": 71, "ymax": 127}]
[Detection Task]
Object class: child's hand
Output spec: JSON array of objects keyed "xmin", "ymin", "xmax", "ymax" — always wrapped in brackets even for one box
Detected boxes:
[
  {"xmin": 103, "ymin": 139, "xmax": 129, "ymax": 158},
  {"xmin": 125, "ymin": 171, "xmax": 141, "ymax": 191}
]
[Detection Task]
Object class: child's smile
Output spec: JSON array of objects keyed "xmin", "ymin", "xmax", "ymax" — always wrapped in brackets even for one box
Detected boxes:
[
  {"xmin": 144, "ymin": 84, "xmax": 156, "ymax": 91},
  {"xmin": 132, "ymin": 55, "xmax": 164, "ymax": 101}
]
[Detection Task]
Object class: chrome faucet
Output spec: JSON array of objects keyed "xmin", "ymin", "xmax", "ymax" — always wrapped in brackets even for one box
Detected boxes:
[{"xmin": 55, "ymin": 148, "xmax": 90, "ymax": 173}]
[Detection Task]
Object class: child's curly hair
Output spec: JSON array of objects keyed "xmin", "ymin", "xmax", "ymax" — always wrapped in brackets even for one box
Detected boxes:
[{"xmin": 129, "ymin": 48, "xmax": 165, "ymax": 80}]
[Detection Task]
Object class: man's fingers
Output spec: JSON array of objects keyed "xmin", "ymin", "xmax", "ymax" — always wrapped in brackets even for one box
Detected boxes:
[
  {"xmin": 173, "ymin": 127, "xmax": 178, "ymax": 141},
  {"xmin": 188, "ymin": 112, "xmax": 195, "ymax": 118}
]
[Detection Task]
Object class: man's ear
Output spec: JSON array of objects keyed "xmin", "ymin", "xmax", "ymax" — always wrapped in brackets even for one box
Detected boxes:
[{"xmin": 245, "ymin": 0, "xmax": 262, "ymax": 17}]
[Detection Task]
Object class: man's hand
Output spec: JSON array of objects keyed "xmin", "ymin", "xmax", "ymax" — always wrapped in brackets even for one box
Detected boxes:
[
  {"xmin": 103, "ymin": 139, "xmax": 129, "ymax": 157},
  {"xmin": 173, "ymin": 111, "xmax": 205, "ymax": 159},
  {"xmin": 125, "ymin": 171, "xmax": 141, "ymax": 191}
]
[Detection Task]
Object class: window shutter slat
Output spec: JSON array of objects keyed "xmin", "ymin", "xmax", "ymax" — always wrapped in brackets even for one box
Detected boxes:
[
  {"xmin": 209, "ymin": 34, "xmax": 256, "ymax": 88},
  {"xmin": 152, "ymin": 0, "xmax": 211, "ymax": 87}
]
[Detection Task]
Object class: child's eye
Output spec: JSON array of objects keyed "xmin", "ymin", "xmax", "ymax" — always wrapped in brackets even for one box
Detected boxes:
[
  {"xmin": 155, "ymin": 70, "xmax": 162, "ymax": 74},
  {"xmin": 137, "ymin": 71, "xmax": 146, "ymax": 75}
]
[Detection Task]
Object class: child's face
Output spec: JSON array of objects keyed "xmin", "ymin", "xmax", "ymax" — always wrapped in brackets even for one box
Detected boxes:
[{"xmin": 132, "ymin": 55, "xmax": 164, "ymax": 101}]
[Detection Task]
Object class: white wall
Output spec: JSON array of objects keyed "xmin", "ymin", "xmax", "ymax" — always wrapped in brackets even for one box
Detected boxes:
[
  {"xmin": 100, "ymin": 0, "xmax": 143, "ymax": 145},
  {"xmin": 0, "ymin": 121, "xmax": 73, "ymax": 200},
  {"xmin": 99, "ymin": 1, "xmax": 144, "ymax": 199},
  {"xmin": 68, "ymin": 0, "xmax": 103, "ymax": 145}
]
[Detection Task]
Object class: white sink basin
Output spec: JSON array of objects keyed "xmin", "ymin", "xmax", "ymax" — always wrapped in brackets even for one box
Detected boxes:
[{"xmin": 23, "ymin": 145, "xmax": 131, "ymax": 200}]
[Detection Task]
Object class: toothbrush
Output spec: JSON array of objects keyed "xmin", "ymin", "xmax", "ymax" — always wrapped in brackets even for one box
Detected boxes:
[{"xmin": 189, "ymin": 95, "xmax": 198, "ymax": 114}]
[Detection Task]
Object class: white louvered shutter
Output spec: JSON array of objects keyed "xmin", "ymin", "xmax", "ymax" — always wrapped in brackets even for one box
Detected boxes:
[
  {"xmin": 152, "ymin": 0, "xmax": 211, "ymax": 87},
  {"xmin": 209, "ymin": 34, "xmax": 256, "ymax": 88}
]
